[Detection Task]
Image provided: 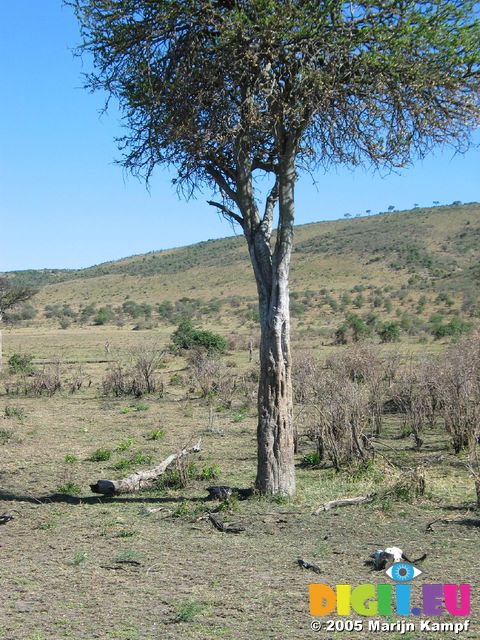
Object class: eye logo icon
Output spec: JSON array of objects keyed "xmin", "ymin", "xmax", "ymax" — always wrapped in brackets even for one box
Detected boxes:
[{"xmin": 386, "ymin": 562, "xmax": 422, "ymax": 582}]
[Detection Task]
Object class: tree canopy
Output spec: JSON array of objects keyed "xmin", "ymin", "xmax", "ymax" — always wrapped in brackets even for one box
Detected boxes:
[
  {"xmin": 72, "ymin": 0, "xmax": 479, "ymax": 209},
  {"xmin": 0, "ymin": 279, "xmax": 36, "ymax": 317}
]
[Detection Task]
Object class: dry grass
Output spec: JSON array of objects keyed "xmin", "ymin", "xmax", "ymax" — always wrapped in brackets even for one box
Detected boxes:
[{"xmin": 0, "ymin": 326, "xmax": 479, "ymax": 639}]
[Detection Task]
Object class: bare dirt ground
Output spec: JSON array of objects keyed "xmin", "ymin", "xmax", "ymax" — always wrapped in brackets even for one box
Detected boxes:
[{"xmin": 0, "ymin": 328, "xmax": 478, "ymax": 639}]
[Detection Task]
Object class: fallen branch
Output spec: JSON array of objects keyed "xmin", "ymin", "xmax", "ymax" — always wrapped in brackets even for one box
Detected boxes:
[
  {"xmin": 314, "ymin": 494, "xmax": 375, "ymax": 514},
  {"xmin": 208, "ymin": 512, "xmax": 245, "ymax": 534},
  {"xmin": 90, "ymin": 440, "xmax": 202, "ymax": 495},
  {"xmin": 425, "ymin": 515, "xmax": 467, "ymax": 533},
  {"xmin": 297, "ymin": 558, "xmax": 321, "ymax": 574}
]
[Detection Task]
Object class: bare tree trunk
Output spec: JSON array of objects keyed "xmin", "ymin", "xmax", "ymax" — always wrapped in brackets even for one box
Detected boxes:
[
  {"xmin": 256, "ymin": 283, "xmax": 295, "ymax": 494},
  {"xmin": 249, "ymin": 145, "xmax": 296, "ymax": 496}
]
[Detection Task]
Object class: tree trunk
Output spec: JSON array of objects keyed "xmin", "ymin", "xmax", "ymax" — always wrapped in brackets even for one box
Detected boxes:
[
  {"xmin": 256, "ymin": 285, "xmax": 295, "ymax": 494},
  {"xmin": 251, "ymin": 147, "xmax": 296, "ymax": 496}
]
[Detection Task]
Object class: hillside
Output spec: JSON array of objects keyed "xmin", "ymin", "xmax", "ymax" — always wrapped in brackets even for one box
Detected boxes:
[{"xmin": 3, "ymin": 203, "xmax": 479, "ymax": 340}]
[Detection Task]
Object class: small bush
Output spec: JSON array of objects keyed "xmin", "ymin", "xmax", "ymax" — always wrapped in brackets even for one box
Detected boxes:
[
  {"xmin": 8, "ymin": 352, "xmax": 34, "ymax": 375},
  {"xmin": 88, "ymin": 448, "xmax": 112, "ymax": 462},
  {"xmin": 114, "ymin": 458, "xmax": 132, "ymax": 471},
  {"xmin": 378, "ymin": 321, "xmax": 401, "ymax": 343},
  {"xmin": 28, "ymin": 365, "xmax": 62, "ymax": 396},
  {"xmin": 117, "ymin": 437, "xmax": 135, "ymax": 451},
  {"xmin": 174, "ymin": 600, "xmax": 204, "ymax": 623},
  {"xmin": 4, "ymin": 405, "xmax": 26, "ymax": 420},
  {"xmin": 199, "ymin": 463, "xmax": 221, "ymax": 480},
  {"xmin": 0, "ymin": 428, "xmax": 14, "ymax": 445},
  {"xmin": 58, "ymin": 482, "xmax": 81, "ymax": 495},
  {"xmin": 431, "ymin": 317, "xmax": 471, "ymax": 339},
  {"xmin": 171, "ymin": 320, "xmax": 226, "ymax": 353},
  {"xmin": 93, "ymin": 306, "xmax": 115, "ymax": 325},
  {"xmin": 131, "ymin": 451, "xmax": 153, "ymax": 465},
  {"xmin": 102, "ymin": 348, "xmax": 163, "ymax": 397},
  {"xmin": 147, "ymin": 429, "xmax": 165, "ymax": 441},
  {"xmin": 301, "ymin": 452, "xmax": 322, "ymax": 467},
  {"xmin": 64, "ymin": 454, "xmax": 78, "ymax": 464}
]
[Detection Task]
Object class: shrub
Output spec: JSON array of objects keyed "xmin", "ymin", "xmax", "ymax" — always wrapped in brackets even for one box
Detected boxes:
[
  {"xmin": 57, "ymin": 482, "xmax": 81, "ymax": 495},
  {"xmin": 174, "ymin": 600, "xmax": 204, "ymax": 623},
  {"xmin": 93, "ymin": 306, "xmax": 115, "ymax": 325},
  {"xmin": 334, "ymin": 314, "xmax": 370, "ymax": 344},
  {"xmin": 171, "ymin": 320, "xmax": 226, "ymax": 353},
  {"xmin": 28, "ymin": 364, "xmax": 62, "ymax": 396},
  {"xmin": 301, "ymin": 452, "xmax": 322, "ymax": 467},
  {"xmin": 199, "ymin": 463, "xmax": 221, "ymax": 480},
  {"xmin": 4, "ymin": 405, "xmax": 26, "ymax": 419},
  {"xmin": 117, "ymin": 437, "xmax": 135, "ymax": 451},
  {"xmin": 347, "ymin": 313, "xmax": 370, "ymax": 342},
  {"xmin": 378, "ymin": 321, "xmax": 401, "ymax": 343},
  {"xmin": 88, "ymin": 448, "xmax": 112, "ymax": 462},
  {"xmin": 187, "ymin": 349, "xmax": 236, "ymax": 406},
  {"xmin": 102, "ymin": 348, "xmax": 163, "ymax": 397},
  {"xmin": 334, "ymin": 323, "xmax": 348, "ymax": 345},
  {"xmin": 0, "ymin": 428, "xmax": 14, "ymax": 445},
  {"xmin": 8, "ymin": 352, "xmax": 34, "ymax": 375},
  {"xmin": 431, "ymin": 317, "xmax": 471, "ymax": 340},
  {"xmin": 147, "ymin": 429, "xmax": 165, "ymax": 441}
]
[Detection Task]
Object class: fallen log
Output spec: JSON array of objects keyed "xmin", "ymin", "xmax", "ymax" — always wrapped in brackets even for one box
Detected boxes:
[
  {"xmin": 90, "ymin": 440, "xmax": 202, "ymax": 495},
  {"xmin": 314, "ymin": 494, "xmax": 375, "ymax": 514}
]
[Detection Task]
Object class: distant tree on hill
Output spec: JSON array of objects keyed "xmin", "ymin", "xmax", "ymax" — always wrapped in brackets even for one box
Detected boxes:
[
  {"xmin": 0, "ymin": 279, "xmax": 36, "ymax": 371},
  {"xmin": 388, "ymin": 205, "xmax": 396, "ymax": 212},
  {"xmin": 71, "ymin": 0, "xmax": 480, "ymax": 496}
]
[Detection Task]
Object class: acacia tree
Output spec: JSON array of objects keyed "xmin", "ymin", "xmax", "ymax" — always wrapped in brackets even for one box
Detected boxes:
[
  {"xmin": 0, "ymin": 279, "xmax": 36, "ymax": 371},
  {"xmin": 71, "ymin": 0, "xmax": 480, "ymax": 495}
]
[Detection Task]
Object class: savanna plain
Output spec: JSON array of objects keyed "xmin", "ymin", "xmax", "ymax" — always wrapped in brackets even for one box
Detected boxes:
[{"xmin": 1, "ymin": 204, "xmax": 479, "ymax": 639}]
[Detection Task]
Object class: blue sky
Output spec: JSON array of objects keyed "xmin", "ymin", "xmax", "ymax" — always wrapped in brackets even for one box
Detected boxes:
[{"xmin": 1, "ymin": 1, "xmax": 479, "ymax": 272}]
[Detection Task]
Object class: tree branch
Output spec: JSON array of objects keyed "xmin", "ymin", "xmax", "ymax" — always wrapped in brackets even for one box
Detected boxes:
[
  {"xmin": 205, "ymin": 165, "xmax": 239, "ymax": 205},
  {"xmin": 207, "ymin": 200, "xmax": 243, "ymax": 226},
  {"xmin": 261, "ymin": 177, "xmax": 279, "ymax": 241}
]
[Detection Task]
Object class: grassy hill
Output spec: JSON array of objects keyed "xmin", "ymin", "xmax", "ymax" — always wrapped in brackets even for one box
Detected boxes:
[{"xmin": 3, "ymin": 202, "xmax": 479, "ymax": 341}]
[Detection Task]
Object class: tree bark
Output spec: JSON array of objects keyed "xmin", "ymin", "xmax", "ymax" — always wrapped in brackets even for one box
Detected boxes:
[{"xmin": 250, "ymin": 146, "xmax": 296, "ymax": 496}]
